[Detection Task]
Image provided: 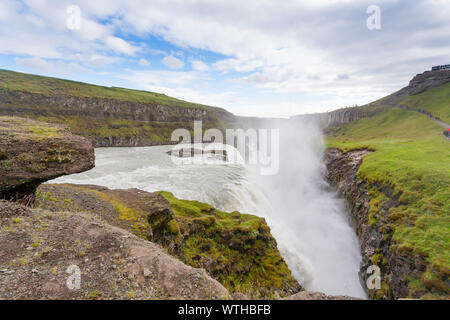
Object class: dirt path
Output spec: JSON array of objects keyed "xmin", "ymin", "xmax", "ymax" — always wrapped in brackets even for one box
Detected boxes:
[
  {"xmin": 397, "ymin": 106, "xmax": 450, "ymax": 138},
  {"xmin": 432, "ymin": 118, "xmax": 450, "ymax": 129}
]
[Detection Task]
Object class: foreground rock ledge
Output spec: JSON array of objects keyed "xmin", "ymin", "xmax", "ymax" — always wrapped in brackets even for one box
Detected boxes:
[
  {"xmin": 0, "ymin": 117, "xmax": 94, "ymax": 200},
  {"xmin": 0, "ymin": 200, "xmax": 229, "ymax": 299}
]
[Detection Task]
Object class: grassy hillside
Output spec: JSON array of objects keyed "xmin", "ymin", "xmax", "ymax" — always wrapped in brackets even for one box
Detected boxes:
[
  {"xmin": 327, "ymin": 107, "xmax": 449, "ymax": 298},
  {"xmin": 0, "ymin": 69, "xmax": 236, "ymax": 147}
]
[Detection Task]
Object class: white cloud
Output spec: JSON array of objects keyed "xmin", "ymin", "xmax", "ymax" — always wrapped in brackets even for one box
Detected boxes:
[
  {"xmin": 213, "ymin": 58, "xmax": 264, "ymax": 73},
  {"xmin": 191, "ymin": 60, "xmax": 209, "ymax": 71},
  {"xmin": 161, "ymin": 55, "xmax": 184, "ymax": 69},
  {"xmin": 120, "ymin": 69, "xmax": 203, "ymax": 87},
  {"xmin": 138, "ymin": 58, "xmax": 150, "ymax": 66},
  {"xmin": 14, "ymin": 56, "xmax": 90, "ymax": 75},
  {"xmin": 104, "ymin": 36, "xmax": 139, "ymax": 55}
]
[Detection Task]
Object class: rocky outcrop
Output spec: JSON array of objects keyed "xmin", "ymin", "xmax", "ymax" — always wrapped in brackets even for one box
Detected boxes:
[
  {"xmin": 397, "ymin": 70, "xmax": 450, "ymax": 96},
  {"xmin": 324, "ymin": 148, "xmax": 427, "ymax": 299},
  {"xmin": 0, "ymin": 117, "xmax": 94, "ymax": 201},
  {"xmin": 36, "ymin": 184, "xmax": 303, "ymax": 299},
  {"xmin": 0, "ymin": 200, "xmax": 230, "ymax": 299},
  {"xmin": 292, "ymin": 107, "xmax": 384, "ymax": 128}
]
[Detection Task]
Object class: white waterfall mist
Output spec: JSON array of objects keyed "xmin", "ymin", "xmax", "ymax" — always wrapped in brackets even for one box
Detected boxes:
[
  {"xmin": 51, "ymin": 118, "xmax": 366, "ymax": 298},
  {"xmin": 242, "ymin": 118, "xmax": 366, "ymax": 297}
]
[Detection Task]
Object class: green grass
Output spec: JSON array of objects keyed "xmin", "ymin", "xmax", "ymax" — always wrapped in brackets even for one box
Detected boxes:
[
  {"xmin": 327, "ymin": 108, "xmax": 450, "ymax": 298},
  {"xmin": 400, "ymin": 82, "xmax": 450, "ymax": 124},
  {"xmin": 27, "ymin": 125, "xmax": 59, "ymax": 137}
]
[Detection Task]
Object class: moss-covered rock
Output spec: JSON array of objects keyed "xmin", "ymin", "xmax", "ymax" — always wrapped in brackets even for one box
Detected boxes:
[
  {"xmin": 0, "ymin": 117, "xmax": 94, "ymax": 201},
  {"xmin": 36, "ymin": 184, "xmax": 303, "ymax": 298}
]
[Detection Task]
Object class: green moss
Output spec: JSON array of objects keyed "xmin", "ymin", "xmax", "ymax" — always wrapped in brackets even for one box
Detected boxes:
[
  {"xmin": 28, "ymin": 125, "xmax": 59, "ymax": 137},
  {"xmin": 86, "ymin": 291, "xmax": 101, "ymax": 299},
  {"xmin": 159, "ymin": 191, "xmax": 300, "ymax": 298},
  {"xmin": 371, "ymin": 253, "xmax": 387, "ymax": 266},
  {"xmin": 36, "ymin": 190, "xmax": 58, "ymax": 202}
]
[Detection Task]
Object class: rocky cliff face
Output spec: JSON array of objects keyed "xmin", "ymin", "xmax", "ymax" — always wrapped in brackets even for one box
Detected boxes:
[
  {"xmin": 397, "ymin": 70, "xmax": 450, "ymax": 96},
  {"xmin": 324, "ymin": 148, "xmax": 427, "ymax": 299},
  {"xmin": 0, "ymin": 117, "xmax": 94, "ymax": 201},
  {"xmin": 1, "ymin": 90, "xmax": 231, "ymax": 123}
]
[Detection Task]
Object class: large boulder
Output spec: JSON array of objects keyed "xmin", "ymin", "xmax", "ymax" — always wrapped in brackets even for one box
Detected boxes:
[{"xmin": 0, "ymin": 116, "xmax": 94, "ymax": 201}]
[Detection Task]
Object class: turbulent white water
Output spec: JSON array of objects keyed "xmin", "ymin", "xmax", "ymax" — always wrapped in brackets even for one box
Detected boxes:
[{"xmin": 51, "ymin": 120, "xmax": 366, "ymax": 298}]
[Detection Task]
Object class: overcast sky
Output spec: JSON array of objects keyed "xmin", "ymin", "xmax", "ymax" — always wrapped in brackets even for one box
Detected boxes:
[{"xmin": 1, "ymin": 0, "xmax": 449, "ymax": 117}]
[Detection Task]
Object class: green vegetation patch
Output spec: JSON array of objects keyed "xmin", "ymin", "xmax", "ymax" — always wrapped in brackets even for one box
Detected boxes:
[{"xmin": 158, "ymin": 191, "xmax": 301, "ymax": 298}]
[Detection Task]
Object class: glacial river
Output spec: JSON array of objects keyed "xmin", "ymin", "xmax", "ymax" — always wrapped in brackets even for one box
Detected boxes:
[{"xmin": 51, "ymin": 121, "xmax": 367, "ymax": 298}]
